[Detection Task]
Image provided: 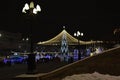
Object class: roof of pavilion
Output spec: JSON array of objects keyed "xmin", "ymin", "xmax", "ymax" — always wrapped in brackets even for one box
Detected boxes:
[{"xmin": 37, "ymin": 29, "xmax": 103, "ymax": 45}]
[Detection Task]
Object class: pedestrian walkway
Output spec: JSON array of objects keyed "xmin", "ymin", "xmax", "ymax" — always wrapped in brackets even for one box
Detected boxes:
[{"xmin": 0, "ymin": 61, "xmax": 68, "ymax": 80}]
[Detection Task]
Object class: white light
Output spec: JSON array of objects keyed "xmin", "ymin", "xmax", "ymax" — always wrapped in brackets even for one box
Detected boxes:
[
  {"xmin": 33, "ymin": 8, "xmax": 37, "ymax": 14},
  {"xmin": 36, "ymin": 5, "xmax": 41, "ymax": 12},
  {"xmin": 63, "ymin": 26, "xmax": 65, "ymax": 29},
  {"xmin": 74, "ymin": 33, "xmax": 77, "ymax": 36},
  {"xmin": 22, "ymin": 3, "xmax": 29, "ymax": 13},
  {"xmin": 0, "ymin": 33, "xmax": 2, "ymax": 37},
  {"xmin": 26, "ymin": 38, "xmax": 29, "ymax": 41},
  {"xmin": 77, "ymin": 31, "xmax": 80, "ymax": 36},
  {"xmin": 22, "ymin": 38, "xmax": 25, "ymax": 41},
  {"xmin": 81, "ymin": 33, "xmax": 83, "ymax": 36},
  {"xmin": 22, "ymin": 7, "xmax": 26, "ymax": 13},
  {"xmin": 14, "ymin": 52, "xmax": 18, "ymax": 56},
  {"xmin": 24, "ymin": 3, "xmax": 29, "ymax": 10}
]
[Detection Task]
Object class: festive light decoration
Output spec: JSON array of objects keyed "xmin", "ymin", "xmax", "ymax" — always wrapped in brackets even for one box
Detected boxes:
[
  {"xmin": 60, "ymin": 33, "xmax": 69, "ymax": 61},
  {"xmin": 37, "ymin": 29, "xmax": 103, "ymax": 45}
]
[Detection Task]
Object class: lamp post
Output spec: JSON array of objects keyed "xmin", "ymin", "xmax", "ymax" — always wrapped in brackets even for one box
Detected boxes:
[
  {"xmin": 74, "ymin": 31, "xmax": 83, "ymax": 60},
  {"xmin": 22, "ymin": 1, "xmax": 41, "ymax": 74},
  {"xmin": 22, "ymin": 1, "xmax": 41, "ymax": 54}
]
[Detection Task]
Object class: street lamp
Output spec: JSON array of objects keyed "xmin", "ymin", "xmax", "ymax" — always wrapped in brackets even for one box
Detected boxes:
[
  {"xmin": 22, "ymin": 1, "xmax": 41, "ymax": 54},
  {"xmin": 22, "ymin": 1, "xmax": 41, "ymax": 14},
  {"xmin": 74, "ymin": 31, "xmax": 83, "ymax": 60},
  {"xmin": 22, "ymin": 1, "xmax": 41, "ymax": 74}
]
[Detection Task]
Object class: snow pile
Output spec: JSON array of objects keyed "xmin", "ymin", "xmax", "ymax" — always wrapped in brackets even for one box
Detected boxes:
[{"xmin": 62, "ymin": 72, "xmax": 120, "ymax": 80}]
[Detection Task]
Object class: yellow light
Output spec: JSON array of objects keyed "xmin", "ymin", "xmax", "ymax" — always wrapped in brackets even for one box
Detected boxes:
[
  {"xmin": 90, "ymin": 52, "xmax": 94, "ymax": 56},
  {"xmin": 30, "ymin": 1, "xmax": 34, "ymax": 8},
  {"xmin": 37, "ymin": 29, "xmax": 99, "ymax": 45}
]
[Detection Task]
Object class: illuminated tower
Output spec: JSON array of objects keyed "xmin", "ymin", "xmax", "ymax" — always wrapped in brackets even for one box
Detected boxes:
[{"xmin": 60, "ymin": 32, "xmax": 69, "ymax": 61}]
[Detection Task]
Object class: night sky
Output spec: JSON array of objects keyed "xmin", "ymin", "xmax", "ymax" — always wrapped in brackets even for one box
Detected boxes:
[{"xmin": 0, "ymin": 0, "xmax": 120, "ymax": 43}]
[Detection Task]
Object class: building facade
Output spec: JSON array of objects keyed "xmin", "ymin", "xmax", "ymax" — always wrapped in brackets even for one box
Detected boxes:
[{"xmin": 0, "ymin": 30, "xmax": 22, "ymax": 55}]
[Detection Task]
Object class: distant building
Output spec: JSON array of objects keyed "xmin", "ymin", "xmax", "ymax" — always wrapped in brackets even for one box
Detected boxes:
[{"xmin": 0, "ymin": 30, "xmax": 22, "ymax": 55}]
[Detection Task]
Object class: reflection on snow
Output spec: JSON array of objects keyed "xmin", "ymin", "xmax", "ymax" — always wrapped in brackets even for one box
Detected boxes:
[{"xmin": 62, "ymin": 72, "xmax": 120, "ymax": 80}]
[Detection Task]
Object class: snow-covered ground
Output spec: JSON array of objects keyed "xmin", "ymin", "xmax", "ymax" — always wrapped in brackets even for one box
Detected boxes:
[{"xmin": 62, "ymin": 72, "xmax": 120, "ymax": 80}]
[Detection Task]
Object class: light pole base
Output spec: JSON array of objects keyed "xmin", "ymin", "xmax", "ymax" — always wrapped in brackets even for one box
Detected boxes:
[{"xmin": 26, "ymin": 54, "xmax": 37, "ymax": 74}]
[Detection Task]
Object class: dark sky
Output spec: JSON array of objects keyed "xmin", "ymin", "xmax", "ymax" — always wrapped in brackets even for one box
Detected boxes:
[{"xmin": 0, "ymin": 0, "xmax": 120, "ymax": 43}]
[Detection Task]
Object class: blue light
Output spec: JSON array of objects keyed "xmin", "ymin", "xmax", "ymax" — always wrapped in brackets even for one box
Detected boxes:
[
  {"xmin": 73, "ymin": 49, "xmax": 79, "ymax": 61},
  {"xmin": 3, "ymin": 56, "xmax": 25, "ymax": 64}
]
